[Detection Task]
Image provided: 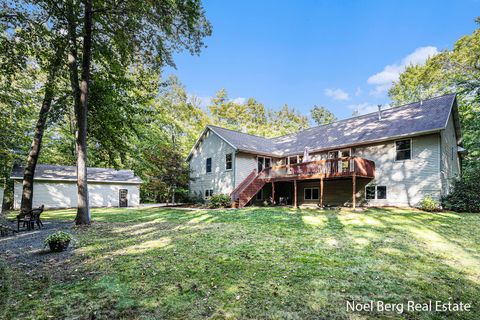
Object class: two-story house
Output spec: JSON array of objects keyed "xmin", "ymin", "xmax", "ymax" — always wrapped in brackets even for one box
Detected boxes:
[{"xmin": 187, "ymin": 94, "xmax": 462, "ymax": 208}]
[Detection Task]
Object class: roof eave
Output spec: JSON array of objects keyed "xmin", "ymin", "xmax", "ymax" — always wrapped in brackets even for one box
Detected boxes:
[
  {"xmin": 186, "ymin": 126, "xmax": 239, "ymax": 161},
  {"xmin": 10, "ymin": 177, "xmax": 142, "ymax": 184}
]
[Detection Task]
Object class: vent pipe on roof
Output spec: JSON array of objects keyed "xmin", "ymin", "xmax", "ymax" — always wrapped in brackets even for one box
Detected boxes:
[{"xmin": 377, "ymin": 104, "xmax": 382, "ymax": 120}]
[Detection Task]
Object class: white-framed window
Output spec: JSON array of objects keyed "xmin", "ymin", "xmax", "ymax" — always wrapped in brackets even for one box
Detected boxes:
[
  {"xmin": 206, "ymin": 157, "xmax": 212, "ymax": 173},
  {"xmin": 204, "ymin": 189, "xmax": 213, "ymax": 199},
  {"xmin": 328, "ymin": 148, "xmax": 351, "ymax": 159},
  {"xmin": 257, "ymin": 156, "xmax": 271, "ymax": 172},
  {"xmin": 288, "ymin": 156, "xmax": 298, "ymax": 165},
  {"xmin": 395, "ymin": 139, "xmax": 411, "ymax": 161},
  {"xmin": 365, "ymin": 185, "xmax": 387, "ymax": 200},
  {"xmin": 225, "ymin": 153, "xmax": 232, "ymax": 170},
  {"xmin": 256, "ymin": 189, "xmax": 263, "ymax": 200},
  {"xmin": 304, "ymin": 187, "xmax": 319, "ymax": 200}
]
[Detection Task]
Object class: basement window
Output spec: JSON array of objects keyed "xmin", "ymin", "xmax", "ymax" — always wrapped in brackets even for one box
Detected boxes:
[
  {"xmin": 304, "ymin": 187, "xmax": 319, "ymax": 200},
  {"xmin": 395, "ymin": 139, "xmax": 411, "ymax": 161},
  {"xmin": 204, "ymin": 189, "xmax": 213, "ymax": 199},
  {"xmin": 365, "ymin": 185, "xmax": 387, "ymax": 200}
]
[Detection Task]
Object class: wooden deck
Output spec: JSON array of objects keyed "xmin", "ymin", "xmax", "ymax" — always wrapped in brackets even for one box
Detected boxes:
[
  {"xmin": 231, "ymin": 157, "xmax": 375, "ymax": 209},
  {"xmin": 260, "ymin": 157, "xmax": 375, "ymax": 182}
]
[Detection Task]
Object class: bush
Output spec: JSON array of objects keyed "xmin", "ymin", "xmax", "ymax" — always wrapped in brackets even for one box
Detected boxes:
[
  {"xmin": 442, "ymin": 169, "xmax": 480, "ymax": 212},
  {"xmin": 184, "ymin": 193, "xmax": 205, "ymax": 204},
  {"xmin": 208, "ymin": 194, "xmax": 232, "ymax": 209},
  {"xmin": 418, "ymin": 195, "xmax": 440, "ymax": 212},
  {"xmin": 44, "ymin": 231, "xmax": 72, "ymax": 247}
]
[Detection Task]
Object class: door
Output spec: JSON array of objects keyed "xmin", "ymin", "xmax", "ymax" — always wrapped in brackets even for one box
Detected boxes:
[
  {"xmin": 119, "ymin": 189, "xmax": 128, "ymax": 207},
  {"xmin": 257, "ymin": 157, "xmax": 272, "ymax": 172}
]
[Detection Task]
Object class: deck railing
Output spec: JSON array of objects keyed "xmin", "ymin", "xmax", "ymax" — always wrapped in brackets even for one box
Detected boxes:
[
  {"xmin": 260, "ymin": 157, "xmax": 375, "ymax": 181},
  {"xmin": 230, "ymin": 169, "xmax": 257, "ymax": 200}
]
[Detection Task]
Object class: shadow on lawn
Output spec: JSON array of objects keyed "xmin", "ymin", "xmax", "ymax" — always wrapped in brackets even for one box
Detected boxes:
[{"xmin": 6, "ymin": 206, "xmax": 480, "ymax": 319}]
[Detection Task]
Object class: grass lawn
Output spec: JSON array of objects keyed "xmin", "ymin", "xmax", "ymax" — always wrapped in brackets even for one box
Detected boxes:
[{"xmin": 1, "ymin": 207, "xmax": 480, "ymax": 319}]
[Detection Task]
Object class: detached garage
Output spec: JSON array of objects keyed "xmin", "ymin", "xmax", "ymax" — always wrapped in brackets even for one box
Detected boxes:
[{"xmin": 11, "ymin": 164, "xmax": 141, "ymax": 209}]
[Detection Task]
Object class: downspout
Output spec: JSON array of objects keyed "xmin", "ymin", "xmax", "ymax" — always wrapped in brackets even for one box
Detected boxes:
[{"xmin": 233, "ymin": 150, "xmax": 237, "ymax": 190}]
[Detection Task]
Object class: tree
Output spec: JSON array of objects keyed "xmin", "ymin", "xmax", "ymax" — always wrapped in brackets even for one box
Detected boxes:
[
  {"xmin": 389, "ymin": 20, "xmax": 480, "ymax": 171},
  {"xmin": 1, "ymin": 5, "xmax": 71, "ymax": 215},
  {"xmin": 268, "ymin": 105, "xmax": 310, "ymax": 136},
  {"xmin": 310, "ymin": 105, "xmax": 337, "ymax": 125},
  {"xmin": 3, "ymin": 0, "xmax": 211, "ymax": 224},
  {"xmin": 208, "ymin": 89, "xmax": 309, "ymax": 137}
]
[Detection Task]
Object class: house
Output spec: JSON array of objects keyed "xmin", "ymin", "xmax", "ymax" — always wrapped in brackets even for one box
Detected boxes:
[
  {"xmin": 187, "ymin": 94, "xmax": 462, "ymax": 208},
  {"xmin": 11, "ymin": 164, "xmax": 142, "ymax": 209}
]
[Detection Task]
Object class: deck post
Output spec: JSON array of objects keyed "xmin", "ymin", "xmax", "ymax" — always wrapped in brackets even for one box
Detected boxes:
[
  {"xmin": 319, "ymin": 177, "xmax": 324, "ymax": 208},
  {"xmin": 352, "ymin": 174, "xmax": 356, "ymax": 209},
  {"xmin": 293, "ymin": 179, "xmax": 297, "ymax": 208},
  {"xmin": 271, "ymin": 181, "xmax": 275, "ymax": 205}
]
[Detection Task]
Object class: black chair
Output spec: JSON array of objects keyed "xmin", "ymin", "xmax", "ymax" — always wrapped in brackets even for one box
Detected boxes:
[{"xmin": 17, "ymin": 205, "xmax": 45, "ymax": 231}]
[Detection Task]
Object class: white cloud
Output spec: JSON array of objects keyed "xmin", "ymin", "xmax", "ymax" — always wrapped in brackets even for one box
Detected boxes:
[
  {"xmin": 230, "ymin": 97, "xmax": 247, "ymax": 104},
  {"xmin": 324, "ymin": 88, "xmax": 350, "ymax": 101},
  {"xmin": 367, "ymin": 46, "xmax": 439, "ymax": 95}
]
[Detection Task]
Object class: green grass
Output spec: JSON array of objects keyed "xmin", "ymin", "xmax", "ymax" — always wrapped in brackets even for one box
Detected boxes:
[{"xmin": 2, "ymin": 207, "xmax": 480, "ymax": 319}]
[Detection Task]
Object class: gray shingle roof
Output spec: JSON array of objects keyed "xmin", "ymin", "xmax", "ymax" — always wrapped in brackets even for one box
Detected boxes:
[
  {"xmin": 198, "ymin": 94, "xmax": 457, "ymax": 157},
  {"xmin": 11, "ymin": 164, "xmax": 142, "ymax": 184}
]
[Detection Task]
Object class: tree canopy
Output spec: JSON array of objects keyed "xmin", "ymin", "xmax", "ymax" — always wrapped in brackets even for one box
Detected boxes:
[{"xmin": 389, "ymin": 20, "xmax": 480, "ymax": 171}]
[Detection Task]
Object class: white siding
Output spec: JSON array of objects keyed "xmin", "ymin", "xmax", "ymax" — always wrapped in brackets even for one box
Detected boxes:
[
  {"xmin": 355, "ymin": 134, "xmax": 442, "ymax": 206},
  {"xmin": 0, "ymin": 187, "xmax": 4, "ymax": 214},
  {"xmin": 440, "ymin": 114, "xmax": 461, "ymax": 195},
  {"xmin": 188, "ymin": 129, "xmax": 236, "ymax": 197},
  {"xmin": 13, "ymin": 180, "xmax": 140, "ymax": 209},
  {"xmin": 234, "ymin": 152, "xmax": 257, "ymax": 188}
]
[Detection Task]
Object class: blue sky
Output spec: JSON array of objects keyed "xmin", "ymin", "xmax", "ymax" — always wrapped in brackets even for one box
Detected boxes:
[{"xmin": 164, "ymin": 0, "xmax": 480, "ymax": 121}]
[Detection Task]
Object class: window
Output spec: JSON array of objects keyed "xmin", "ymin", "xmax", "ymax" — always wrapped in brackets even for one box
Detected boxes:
[
  {"xmin": 256, "ymin": 189, "xmax": 263, "ymax": 200},
  {"xmin": 304, "ymin": 187, "xmax": 319, "ymax": 200},
  {"xmin": 204, "ymin": 189, "xmax": 213, "ymax": 198},
  {"xmin": 206, "ymin": 157, "xmax": 212, "ymax": 173},
  {"xmin": 365, "ymin": 186, "xmax": 376, "ymax": 199},
  {"xmin": 376, "ymin": 186, "xmax": 387, "ymax": 199},
  {"xmin": 257, "ymin": 156, "xmax": 272, "ymax": 172},
  {"xmin": 365, "ymin": 185, "xmax": 387, "ymax": 200},
  {"xmin": 288, "ymin": 156, "xmax": 298, "ymax": 165},
  {"xmin": 339, "ymin": 149, "xmax": 351, "ymax": 157},
  {"xmin": 328, "ymin": 151, "xmax": 339, "ymax": 159},
  {"xmin": 395, "ymin": 139, "xmax": 411, "ymax": 161},
  {"xmin": 225, "ymin": 153, "xmax": 232, "ymax": 170}
]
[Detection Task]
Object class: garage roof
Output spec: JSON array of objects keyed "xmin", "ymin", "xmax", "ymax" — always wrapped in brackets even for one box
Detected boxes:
[{"xmin": 11, "ymin": 164, "xmax": 142, "ymax": 184}]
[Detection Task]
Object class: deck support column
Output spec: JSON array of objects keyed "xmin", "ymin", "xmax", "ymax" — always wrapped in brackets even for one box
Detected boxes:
[
  {"xmin": 293, "ymin": 179, "xmax": 297, "ymax": 208},
  {"xmin": 352, "ymin": 174, "xmax": 356, "ymax": 210},
  {"xmin": 319, "ymin": 177, "xmax": 324, "ymax": 208},
  {"xmin": 271, "ymin": 181, "xmax": 275, "ymax": 205}
]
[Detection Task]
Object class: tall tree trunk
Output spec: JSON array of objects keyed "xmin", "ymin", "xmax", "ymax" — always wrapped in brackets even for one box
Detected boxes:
[
  {"xmin": 20, "ymin": 45, "xmax": 65, "ymax": 216},
  {"xmin": 74, "ymin": 0, "xmax": 93, "ymax": 225},
  {"xmin": 66, "ymin": 3, "xmax": 90, "ymax": 224}
]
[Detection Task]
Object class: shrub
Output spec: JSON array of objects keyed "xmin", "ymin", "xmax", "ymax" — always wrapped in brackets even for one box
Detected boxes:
[
  {"xmin": 184, "ymin": 193, "xmax": 205, "ymax": 204},
  {"xmin": 44, "ymin": 231, "xmax": 72, "ymax": 247},
  {"xmin": 208, "ymin": 194, "xmax": 232, "ymax": 209},
  {"xmin": 418, "ymin": 195, "xmax": 440, "ymax": 212},
  {"xmin": 442, "ymin": 169, "xmax": 480, "ymax": 213}
]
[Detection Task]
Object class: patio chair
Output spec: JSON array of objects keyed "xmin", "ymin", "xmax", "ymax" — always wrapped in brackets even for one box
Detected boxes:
[{"xmin": 17, "ymin": 204, "xmax": 45, "ymax": 231}]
